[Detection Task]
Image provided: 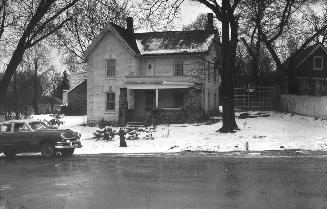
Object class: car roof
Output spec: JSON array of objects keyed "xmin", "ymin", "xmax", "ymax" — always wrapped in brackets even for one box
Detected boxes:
[{"xmin": 1, "ymin": 119, "xmax": 43, "ymax": 124}]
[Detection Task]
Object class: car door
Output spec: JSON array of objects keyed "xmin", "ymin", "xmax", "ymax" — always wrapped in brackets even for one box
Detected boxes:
[
  {"xmin": 11, "ymin": 123, "xmax": 34, "ymax": 152},
  {"xmin": 0, "ymin": 123, "xmax": 16, "ymax": 152}
]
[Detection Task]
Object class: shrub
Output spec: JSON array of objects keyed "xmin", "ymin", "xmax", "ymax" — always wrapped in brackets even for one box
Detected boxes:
[
  {"xmin": 126, "ymin": 129, "xmax": 139, "ymax": 140},
  {"xmin": 93, "ymin": 127, "xmax": 116, "ymax": 141},
  {"xmin": 44, "ymin": 114, "xmax": 64, "ymax": 128}
]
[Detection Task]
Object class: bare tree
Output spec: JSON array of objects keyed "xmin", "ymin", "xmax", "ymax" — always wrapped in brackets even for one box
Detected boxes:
[
  {"xmin": 0, "ymin": 0, "xmax": 79, "ymax": 104},
  {"xmin": 22, "ymin": 43, "xmax": 50, "ymax": 114},
  {"xmin": 246, "ymin": 0, "xmax": 327, "ymax": 92},
  {"xmin": 183, "ymin": 13, "xmax": 209, "ymax": 31},
  {"xmin": 53, "ymin": 0, "xmax": 133, "ymax": 73}
]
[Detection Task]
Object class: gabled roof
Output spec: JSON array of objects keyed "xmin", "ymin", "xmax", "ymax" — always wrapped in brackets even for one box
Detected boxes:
[
  {"xmin": 67, "ymin": 79, "xmax": 86, "ymax": 94},
  {"xmin": 284, "ymin": 43, "xmax": 327, "ymax": 69},
  {"xmin": 83, "ymin": 22, "xmax": 218, "ymax": 59},
  {"xmin": 69, "ymin": 72, "xmax": 87, "ymax": 89}
]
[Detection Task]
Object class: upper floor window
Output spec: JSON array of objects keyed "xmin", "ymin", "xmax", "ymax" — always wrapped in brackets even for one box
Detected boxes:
[
  {"xmin": 106, "ymin": 59, "xmax": 116, "ymax": 77},
  {"xmin": 106, "ymin": 92, "xmax": 115, "ymax": 111},
  {"xmin": 313, "ymin": 56, "xmax": 323, "ymax": 71},
  {"xmin": 174, "ymin": 60, "xmax": 183, "ymax": 76}
]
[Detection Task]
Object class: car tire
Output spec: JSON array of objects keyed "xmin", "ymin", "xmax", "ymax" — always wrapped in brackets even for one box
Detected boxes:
[
  {"xmin": 40, "ymin": 142, "xmax": 56, "ymax": 158},
  {"xmin": 4, "ymin": 151, "xmax": 16, "ymax": 158},
  {"xmin": 61, "ymin": 148, "xmax": 75, "ymax": 157}
]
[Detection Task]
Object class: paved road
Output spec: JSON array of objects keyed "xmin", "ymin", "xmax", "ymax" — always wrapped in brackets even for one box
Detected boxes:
[{"xmin": 1, "ymin": 154, "xmax": 327, "ymax": 209}]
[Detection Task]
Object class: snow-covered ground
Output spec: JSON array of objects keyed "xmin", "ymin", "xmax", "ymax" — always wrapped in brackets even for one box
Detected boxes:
[{"xmin": 32, "ymin": 112, "xmax": 327, "ymax": 154}]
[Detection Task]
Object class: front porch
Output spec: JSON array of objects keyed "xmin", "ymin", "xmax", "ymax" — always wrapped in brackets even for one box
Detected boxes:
[
  {"xmin": 128, "ymin": 88, "xmax": 191, "ymax": 121},
  {"xmin": 116, "ymin": 78, "xmax": 205, "ymax": 125}
]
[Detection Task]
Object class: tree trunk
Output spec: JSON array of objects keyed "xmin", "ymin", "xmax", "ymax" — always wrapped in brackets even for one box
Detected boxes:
[
  {"xmin": 13, "ymin": 72, "xmax": 19, "ymax": 119},
  {"xmin": 33, "ymin": 59, "xmax": 39, "ymax": 114},
  {"xmin": 218, "ymin": 0, "xmax": 238, "ymax": 133},
  {"xmin": 118, "ymin": 88, "xmax": 128, "ymax": 126},
  {"xmin": 0, "ymin": 41, "xmax": 27, "ymax": 104}
]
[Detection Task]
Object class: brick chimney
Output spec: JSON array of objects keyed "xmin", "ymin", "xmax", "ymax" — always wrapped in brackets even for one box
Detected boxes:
[
  {"xmin": 126, "ymin": 17, "xmax": 134, "ymax": 33},
  {"xmin": 206, "ymin": 13, "xmax": 214, "ymax": 31}
]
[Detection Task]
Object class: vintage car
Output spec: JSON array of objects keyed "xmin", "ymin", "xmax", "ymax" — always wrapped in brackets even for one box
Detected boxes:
[{"xmin": 0, "ymin": 119, "xmax": 82, "ymax": 158}]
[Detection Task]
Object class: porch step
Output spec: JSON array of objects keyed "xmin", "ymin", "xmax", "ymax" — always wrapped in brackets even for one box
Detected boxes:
[{"xmin": 126, "ymin": 121, "xmax": 144, "ymax": 128}]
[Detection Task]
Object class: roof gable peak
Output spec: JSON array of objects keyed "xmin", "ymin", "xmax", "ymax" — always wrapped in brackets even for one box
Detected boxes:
[{"xmin": 83, "ymin": 23, "xmax": 138, "ymax": 60}]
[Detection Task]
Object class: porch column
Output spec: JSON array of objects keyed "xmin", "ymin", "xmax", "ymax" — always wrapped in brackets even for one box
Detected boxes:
[
  {"xmin": 155, "ymin": 88, "xmax": 159, "ymax": 109},
  {"xmin": 118, "ymin": 88, "xmax": 128, "ymax": 126}
]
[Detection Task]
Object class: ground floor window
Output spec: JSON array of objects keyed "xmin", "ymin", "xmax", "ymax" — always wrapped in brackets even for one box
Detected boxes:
[{"xmin": 106, "ymin": 92, "xmax": 115, "ymax": 110}]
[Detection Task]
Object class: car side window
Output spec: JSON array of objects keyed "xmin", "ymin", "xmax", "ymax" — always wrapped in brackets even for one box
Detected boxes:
[
  {"xmin": 19, "ymin": 124, "xmax": 30, "ymax": 132},
  {"xmin": 14, "ymin": 123, "xmax": 30, "ymax": 132}
]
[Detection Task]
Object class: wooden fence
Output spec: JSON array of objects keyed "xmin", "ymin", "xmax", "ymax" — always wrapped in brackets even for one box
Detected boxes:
[
  {"xmin": 280, "ymin": 94, "xmax": 327, "ymax": 118},
  {"xmin": 234, "ymin": 86, "xmax": 279, "ymax": 111}
]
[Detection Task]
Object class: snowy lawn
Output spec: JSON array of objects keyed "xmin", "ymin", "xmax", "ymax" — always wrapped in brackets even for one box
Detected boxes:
[{"xmin": 32, "ymin": 112, "xmax": 327, "ymax": 154}]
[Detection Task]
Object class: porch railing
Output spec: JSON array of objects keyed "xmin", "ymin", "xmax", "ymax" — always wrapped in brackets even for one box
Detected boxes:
[{"xmin": 126, "ymin": 75, "xmax": 201, "ymax": 84}]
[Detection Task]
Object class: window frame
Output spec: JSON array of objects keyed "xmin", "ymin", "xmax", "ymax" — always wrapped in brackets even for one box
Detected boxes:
[
  {"xmin": 106, "ymin": 92, "xmax": 116, "ymax": 111},
  {"xmin": 174, "ymin": 60, "xmax": 184, "ymax": 76},
  {"xmin": 313, "ymin": 56, "xmax": 323, "ymax": 71},
  {"xmin": 105, "ymin": 59, "xmax": 116, "ymax": 77}
]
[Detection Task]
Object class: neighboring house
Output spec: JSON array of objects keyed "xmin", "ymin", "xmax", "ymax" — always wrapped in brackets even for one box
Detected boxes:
[
  {"xmin": 284, "ymin": 43, "xmax": 327, "ymax": 96},
  {"xmin": 37, "ymin": 96, "xmax": 62, "ymax": 114},
  {"xmin": 84, "ymin": 14, "xmax": 221, "ymax": 123},
  {"xmin": 62, "ymin": 79, "xmax": 87, "ymax": 115}
]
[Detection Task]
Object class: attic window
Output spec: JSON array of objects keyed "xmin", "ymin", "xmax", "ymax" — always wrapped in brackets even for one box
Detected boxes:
[
  {"xmin": 148, "ymin": 64, "xmax": 152, "ymax": 69},
  {"xmin": 313, "ymin": 56, "xmax": 323, "ymax": 71}
]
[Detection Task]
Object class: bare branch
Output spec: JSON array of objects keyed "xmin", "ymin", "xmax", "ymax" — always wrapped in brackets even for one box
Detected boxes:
[
  {"xmin": 28, "ymin": 17, "xmax": 72, "ymax": 48},
  {"xmin": 29, "ymin": 0, "xmax": 79, "ymax": 42},
  {"xmin": 197, "ymin": 0, "xmax": 222, "ymax": 20}
]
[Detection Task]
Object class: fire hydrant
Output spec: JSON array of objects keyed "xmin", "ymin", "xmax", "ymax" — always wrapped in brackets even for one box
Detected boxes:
[{"xmin": 119, "ymin": 128, "xmax": 127, "ymax": 147}]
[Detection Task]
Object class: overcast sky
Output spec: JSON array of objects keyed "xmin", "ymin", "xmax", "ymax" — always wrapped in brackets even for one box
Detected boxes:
[{"xmin": 180, "ymin": 1, "xmax": 211, "ymax": 27}]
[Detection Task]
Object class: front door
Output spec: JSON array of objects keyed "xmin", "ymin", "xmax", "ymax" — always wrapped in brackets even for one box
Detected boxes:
[
  {"xmin": 133, "ymin": 90, "xmax": 155, "ymax": 121},
  {"xmin": 145, "ymin": 91, "xmax": 155, "ymax": 110}
]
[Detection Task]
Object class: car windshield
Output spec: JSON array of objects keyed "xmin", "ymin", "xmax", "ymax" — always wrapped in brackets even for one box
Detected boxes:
[{"xmin": 29, "ymin": 122, "xmax": 49, "ymax": 130}]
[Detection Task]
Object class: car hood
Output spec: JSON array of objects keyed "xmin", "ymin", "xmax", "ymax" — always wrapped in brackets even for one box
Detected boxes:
[{"xmin": 36, "ymin": 129, "xmax": 79, "ymax": 139}]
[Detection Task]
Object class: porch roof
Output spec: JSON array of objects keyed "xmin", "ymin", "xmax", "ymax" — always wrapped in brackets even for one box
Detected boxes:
[{"xmin": 125, "ymin": 81, "xmax": 201, "ymax": 89}]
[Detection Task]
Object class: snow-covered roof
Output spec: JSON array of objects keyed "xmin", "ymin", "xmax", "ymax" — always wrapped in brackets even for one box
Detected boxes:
[
  {"xmin": 135, "ymin": 30, "xmax": 216, "ymax": 55},
  {"xmin": 83, "ymin": 23, "xmax": 218, "ymax": 59}
]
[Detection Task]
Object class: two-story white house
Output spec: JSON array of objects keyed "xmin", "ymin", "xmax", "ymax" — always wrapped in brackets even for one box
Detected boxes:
[{"xmin": 84, "ymin": 14, "xmax": 221, "ymax": 123}]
